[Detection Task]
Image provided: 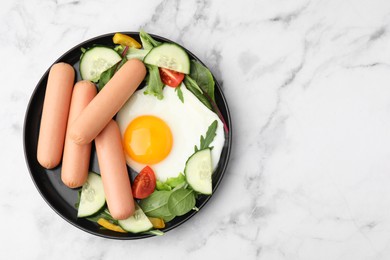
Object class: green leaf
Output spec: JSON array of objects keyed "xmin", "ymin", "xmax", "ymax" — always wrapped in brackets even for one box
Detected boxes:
[
  {"xmin": 156, "ymin": 180, "xmax": 172, "ymax": 191},
  {"xmin": 195, "ymin": 120, "xmax": 218, "ymax": 151},
  {"xmin": 98, "ymin": 56, "xmax": 127, "ymax": 91},
  {"xmin": 139, "ymin": 190, "xmax": 172, "ymax": 219},
  {"xmin": 190, "ymin": 60, "xmax": 215, "ymax": 102},
  {"xmin": 175, "ymin": 85, "xmax": 184, "ymax": 103},
  {"xmin": 86, "ymin": 207, "xmax": 118, "ymax": 225},
  {"xmin": 184, "ymin": 75, "xmax": 212, "ymax": 110},
  {"xmin": 166, "ymin": 173, "xmax": 186, "ymax": 188},
  {"xmin": 126, "ymin": 47, "xmax": 150, "ymax": 61},
  {"xmin": 140, "ymin": 30, "xmax": 161, "ymax": 50},
  {"xmin": 168, "ymin": 188, "xmax": 196, "ymax": 216},
  {"xmin": 144, "ymin": 64, "xmax": 164, "ymax": 99}
]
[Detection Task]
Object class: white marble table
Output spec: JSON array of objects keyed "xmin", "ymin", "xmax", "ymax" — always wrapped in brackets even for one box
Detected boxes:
[{"xmin": 3, "ymin": 0, "xmax": 390, "ymax": 259}]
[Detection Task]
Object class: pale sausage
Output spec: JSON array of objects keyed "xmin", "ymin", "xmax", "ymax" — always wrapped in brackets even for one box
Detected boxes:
[
  {"xmin": 95, "ymin": 120, "xmax": 135, "ymax": 220},
  {"xmin": 69, "ymin": 59, "xmax": 146, "ymax": 145},
  {"xmin": 37, "ymin": 62, "xmax": 75, "ymax": 169},
  {"xmin": 61, "ymin": 81, "xmax": 97, "ymax": 188}
]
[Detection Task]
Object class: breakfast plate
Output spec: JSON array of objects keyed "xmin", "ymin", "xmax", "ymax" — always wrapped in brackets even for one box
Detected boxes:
[{"xmin": 23, "ymin": 32, "xmax": 232, "ymax": 239}]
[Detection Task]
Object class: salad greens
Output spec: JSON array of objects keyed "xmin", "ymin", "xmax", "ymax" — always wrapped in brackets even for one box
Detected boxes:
[
  {"xmin": 184, "ymin": 75, "xmax": 213, "ymax": 110},
  {"xmin": 140, "ymin": 29, "xmax": 162, "ymax": 50},
  {"xmin": 144, "ymin": 64, "xmax": 164, "ymax": 99},
  {"xmin": 175, "ymin": 85, "xmax": 184, "ymax": 103},
  {"xmin": 189, "ymin": 60, "xmax": 215, "ymax": 102},
  {"xmin": 195, "ymin": 120, "xmax": 218, "ymax": 152}
]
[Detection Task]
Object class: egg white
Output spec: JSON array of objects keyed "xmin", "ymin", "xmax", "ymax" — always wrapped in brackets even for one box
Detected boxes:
[{"xmin": 116, "ymin": 83, "xmax": 225, "ymax": 182}]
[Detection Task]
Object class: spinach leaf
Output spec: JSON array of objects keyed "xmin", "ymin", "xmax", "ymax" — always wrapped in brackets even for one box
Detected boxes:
[
  {"xmin": 190, "ymin": 60, "xmax": 215, "ymax": 102},
  {"xmin": 195, "ymin": 120, "xmax": 218, "ymax": 151},
  {"xmin": 166, "ymin": 173, "xmax": 186, "ymax": 188},
  {"xmin": 184, "ymin": 75, "xmax": 212, "ymax": 110},
  {"xmin": 140, "ymin": 30, "xmax": 161, "ymax": 50},
  {"xmin": 175, "ymin": 85, "xmax": 184, "ymax": 103},
  {"xmin": 139, "ymin": 190, "xmax": 172, "ymax": 220},
  {"xmin": 144, "ymin": 64, "xmax": 164, "ymax": 99},
  {"xmin": 168, "ymin": 188, "xmax": 196, "ymax": 216}
]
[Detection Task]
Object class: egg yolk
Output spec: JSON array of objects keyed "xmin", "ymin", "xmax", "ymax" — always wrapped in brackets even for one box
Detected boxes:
[{"xmin": 123, "ymin": 115, "xmax": 173, "ymax": 165}]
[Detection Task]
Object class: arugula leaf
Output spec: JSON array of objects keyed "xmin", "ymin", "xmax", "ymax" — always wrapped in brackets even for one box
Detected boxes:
[
  {"xmin": 190, "ymin": 60, "xmax": 215, "ymax": 102},
  {"xmin": 140, "ymin": 30, "xmax": 161, "ymax": 50},
  {"xmin": 144, "ymin": 64, "xmax": 164, "ymax": 99},
  {"xmin": 168, "ymin": 188, "xmax": 196, "ymax": 216},
  {"xmin": 175, "ymin": 85, "xmax": 184, "ymax": 103},
  {"xmin": 195, "ymin": 120, "xmax": 218, "ymax": 152},
  {"xmin": 184, "ymin": 75, "xmax": 212, "ymax": 110}
]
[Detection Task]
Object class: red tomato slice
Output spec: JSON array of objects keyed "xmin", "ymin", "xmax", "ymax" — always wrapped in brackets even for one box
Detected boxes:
[
  {"xmin": 159, "ymin": 68, "xmax": 185, "ymax": 88},
  {"xmin": 132, "ymin": 166, "xmax": 156, "ymax": 199}
]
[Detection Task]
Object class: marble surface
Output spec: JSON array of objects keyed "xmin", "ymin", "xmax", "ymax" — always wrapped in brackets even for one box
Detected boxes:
[{"xmin": 3, "ymin": 0, "xmax": 390, "ymax": 259}]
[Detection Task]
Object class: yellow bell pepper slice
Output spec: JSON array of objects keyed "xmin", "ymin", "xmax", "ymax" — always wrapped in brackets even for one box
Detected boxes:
[
  {"xmin": 148, "ymin": 217, "xmax": 165, "ymax": 229},
  {"xmin": 97, "ymin": 218, "xmax": 127, "ymax": 233},
  {"xmin": 113, "ymin": 33, "xmax": 142, "ymax": 49}
]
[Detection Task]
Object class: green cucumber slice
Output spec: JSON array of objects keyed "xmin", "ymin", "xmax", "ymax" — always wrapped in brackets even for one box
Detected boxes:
[
  {"xmin": 184, "ymin": 148, "xmax": 213, "ymax": 195},
  {"xmin": 77, "ymin": 172, "xmax": 106, "ymax": 218},
  {"xmin": 143, "ymin": 43, "xmax": 190, "ymax": 74},
  {"xmin": 118, "ymin": 203, "xmax": 153, "ymax": 233},
  {"xmin": 80, "ymin": 46, "xmax": 122, "ymax": 82}
]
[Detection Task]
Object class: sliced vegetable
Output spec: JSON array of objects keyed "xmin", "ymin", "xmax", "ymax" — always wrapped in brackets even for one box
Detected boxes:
[
  {"xmin": 97, "ymin": 218, "xmax": 127, "ymax": 233},
  {"xmin": 79, "ymin": 46, "xmax": 122, "ymax": 82},
  {"xmin": 148, "ymin": 217, "xmax": 165, "ymax": 229},
  {"xmin": 118, "ymin": 203, "xmax": 153, "ymax": 233},
  {"xmin": 77, "ymin": 172, "xmax": 106, "ymax": 217},
  {"xmin": 144, "ymin": 64, "xmax": 164, "ymax": 99},
  {"xmin": 185, "ymin": 149, "xmax": 213, "ymax": 195},
  {"xmin": 113, "ymin": 33, "xmax": 141, "ymax": 48},
  {"xmin": 132, "ymin": 166, "xmax": 156, "ymax": 199},
  {"xmin": 159, "ymin": 68, "xmax": 185, "ymax": 88},
  {"xmin": 168, "ymin": 188, "xmax": 196, "ymax": 216},
  {"xmin": 98, "ymin": 56, "xmax": 127, "ymax": 91},
  {"xmin": 140, "ymin": 30, "xmax": 161, "ymax": 50},
  {"xmin": 144, "ymin": 43, "xmax": 190, "ymax": 74},
  {"xmin": 189, "ymin": 60, "xmax": 215, "ymax": 102}
]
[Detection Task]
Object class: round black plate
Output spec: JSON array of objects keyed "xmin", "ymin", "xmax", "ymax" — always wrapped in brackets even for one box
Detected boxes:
[{"xmin": 23, "ymin": 32, "xmax": 232, "ymax": 239}]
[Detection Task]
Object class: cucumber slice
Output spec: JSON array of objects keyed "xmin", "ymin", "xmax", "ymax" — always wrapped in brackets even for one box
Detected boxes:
[
  {"xmin": 118, "ymin": 203, "xmax": 153, "ymax": 233},
  {"xmin": 143, "ymin": 43, "xmax": 190, "ymax": 74},
  {"xmin": 184, "ymin": 149, "xmax": 213, "ymax": 195},
  {"xmin": 80, "ymin": 46, "xmax": 122, "ymax": 82},
  {"xmin": 77, "ymin": 172, "xmax": 106, "ymax": 218}
]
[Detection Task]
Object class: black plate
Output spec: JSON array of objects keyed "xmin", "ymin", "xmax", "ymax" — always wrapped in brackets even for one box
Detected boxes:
[{"xmin": 23, "ymin": 32, "xmax": 232, "ymax": 239}]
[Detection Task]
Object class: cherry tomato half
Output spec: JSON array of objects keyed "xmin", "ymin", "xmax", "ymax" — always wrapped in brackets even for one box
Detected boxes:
[
  {"xmin": 132, "ymin": 166, "xmax": 156, "ymax": 199},
  {"xmin": 159, "ymin": 68, "xmax": 185, "ymax": 88}
]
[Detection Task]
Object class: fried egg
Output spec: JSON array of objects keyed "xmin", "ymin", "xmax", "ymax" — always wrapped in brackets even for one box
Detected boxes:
[{"xmin": 116, "ymin": 84, "xmax": 225, "ymax": 181}]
